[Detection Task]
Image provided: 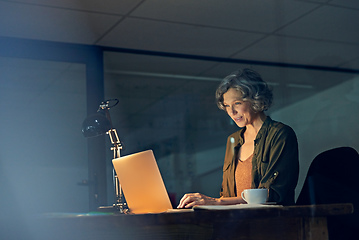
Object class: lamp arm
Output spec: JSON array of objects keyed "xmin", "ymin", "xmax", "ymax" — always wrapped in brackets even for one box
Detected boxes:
[
  {"xmin": 99, "ymin": 102, "xmax": 122, "ymax": 159},
  {"xmin": 108, "ymin": 128, "xmax": 122, "ymax": 159},
  {"xmin": 107, "ymin": 128, "xmax": 126, "ymax": 212}
]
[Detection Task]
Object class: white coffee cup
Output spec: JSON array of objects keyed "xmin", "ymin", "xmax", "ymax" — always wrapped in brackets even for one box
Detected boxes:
[{"xmin": 241, "ymin": 188, "xmax": 268, "ymax": 204}]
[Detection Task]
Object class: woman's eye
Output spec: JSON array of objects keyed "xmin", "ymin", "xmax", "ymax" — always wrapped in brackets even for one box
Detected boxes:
[{"xmin": 235, "ymin": 102, "xmax": 242, "ymax": 105}]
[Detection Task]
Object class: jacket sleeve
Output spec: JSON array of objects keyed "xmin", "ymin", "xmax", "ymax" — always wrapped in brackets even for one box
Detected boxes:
[{"xmin": 257, "ymin": 125, "xmax": 299, "ymax": 205}]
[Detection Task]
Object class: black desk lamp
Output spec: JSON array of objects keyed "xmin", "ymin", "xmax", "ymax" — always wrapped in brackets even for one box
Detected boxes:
[{"xmin": 82, "ymin": 99, "xmax": 127, "ymax": 212}]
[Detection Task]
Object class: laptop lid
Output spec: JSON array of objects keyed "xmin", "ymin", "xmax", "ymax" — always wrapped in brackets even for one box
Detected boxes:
[{"xmin": 112, "ymin": 150, "xmax": 173, "ymax": 214}]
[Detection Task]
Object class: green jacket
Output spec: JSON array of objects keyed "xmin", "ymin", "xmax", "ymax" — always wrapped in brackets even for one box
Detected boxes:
[{"xmin": 220, "ymin": 117, "xmax": 299, "ymax": 205}]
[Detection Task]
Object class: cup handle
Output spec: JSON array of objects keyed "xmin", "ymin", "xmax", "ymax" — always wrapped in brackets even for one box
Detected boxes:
[{"xmin": 241, "ymin": 191, "xmax": 247, "ymax": 202}]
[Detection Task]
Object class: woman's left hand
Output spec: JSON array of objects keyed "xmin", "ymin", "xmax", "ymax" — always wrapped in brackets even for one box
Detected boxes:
[{"xmin": 177, "ymin": 193, "xmax": 218, "ymax": 209}]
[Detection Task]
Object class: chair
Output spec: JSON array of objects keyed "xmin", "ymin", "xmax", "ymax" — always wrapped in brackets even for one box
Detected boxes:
[{"xmin": 296, "ymin": 147, "xmax": 359, "ymax": 240}]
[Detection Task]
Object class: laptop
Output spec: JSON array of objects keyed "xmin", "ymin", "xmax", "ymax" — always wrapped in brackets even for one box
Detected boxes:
[{"xmin": 112, "ymin": 150, "xmax": 173, "ymax": 214}]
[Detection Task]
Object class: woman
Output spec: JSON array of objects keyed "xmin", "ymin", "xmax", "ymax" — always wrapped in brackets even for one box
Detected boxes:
[{"xmin": 177, "ymin": 68, "xmax": 299, "ymax": 208}]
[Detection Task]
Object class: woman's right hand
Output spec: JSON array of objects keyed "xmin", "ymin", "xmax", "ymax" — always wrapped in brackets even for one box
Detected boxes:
[{"xmin": 177, "ymin": 193, "xmax": 219, "ymax": 209}]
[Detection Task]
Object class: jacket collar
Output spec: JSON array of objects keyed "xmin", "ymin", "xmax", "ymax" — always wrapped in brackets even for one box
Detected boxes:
[{"xmin": 236, "ymin": 116, "xmax": 272, "ymax": 147}]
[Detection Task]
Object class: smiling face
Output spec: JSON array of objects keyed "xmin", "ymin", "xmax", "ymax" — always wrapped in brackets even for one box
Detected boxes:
[{"xmin": 222, "ymin": 88, "xmax": 258, "ymax": 128}]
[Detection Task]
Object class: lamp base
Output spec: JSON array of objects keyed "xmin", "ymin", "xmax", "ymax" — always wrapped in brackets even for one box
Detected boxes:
[{"xmin": 97, "ymin": 203, "xmax": 128, "ymax": 214}]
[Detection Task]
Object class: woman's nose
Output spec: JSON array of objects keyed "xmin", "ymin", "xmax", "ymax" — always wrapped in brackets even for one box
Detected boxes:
[{"xmin": 229, "ymin": 106, "xmax": 237, "ymax": 115}]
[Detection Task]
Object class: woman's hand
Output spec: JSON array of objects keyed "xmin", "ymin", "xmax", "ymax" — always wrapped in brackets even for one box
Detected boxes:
[{"xmin": 177, "ymin": 193, "xmax": 219, "ymax": 209}]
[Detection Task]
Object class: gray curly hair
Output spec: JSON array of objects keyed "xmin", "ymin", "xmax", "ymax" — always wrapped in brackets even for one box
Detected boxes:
[{"xmin": 215, "ymin": 68, "xmax": 273, "ymax": 113}]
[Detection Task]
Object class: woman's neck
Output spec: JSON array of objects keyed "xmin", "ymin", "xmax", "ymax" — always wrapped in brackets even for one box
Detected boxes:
[{"xmin": 244, "ymin": 112, "xmax": 267, "ymax": 140}]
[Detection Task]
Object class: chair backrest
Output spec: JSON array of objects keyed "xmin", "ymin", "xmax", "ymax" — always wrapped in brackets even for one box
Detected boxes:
[
  {"xmin": 296, "ymin": 147, "xmax": 359, "ymax": 240},
  {"xmin": 305, "ymin": 147, "xmax": 359, "ymax": 189},
  {"xmin": 297, "ymin": 146, "xmax": 359, "ymax": 205}
]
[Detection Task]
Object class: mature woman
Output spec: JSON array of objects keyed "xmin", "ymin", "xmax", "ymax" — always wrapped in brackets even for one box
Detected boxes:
[{"xmin": 177, "ymin": 68, "xmax": 299, "ymax": 208}]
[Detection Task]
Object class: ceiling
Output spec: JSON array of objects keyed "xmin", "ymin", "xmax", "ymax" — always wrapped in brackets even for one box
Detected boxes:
[{"xmin": 1, "ymin": 0, "xmax": 359, "ymax": 86}]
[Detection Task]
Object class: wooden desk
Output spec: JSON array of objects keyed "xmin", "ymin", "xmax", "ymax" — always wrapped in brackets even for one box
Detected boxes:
[{"xmin": 31, "ymin": 203, "xmax": 353, "ymax": 240}]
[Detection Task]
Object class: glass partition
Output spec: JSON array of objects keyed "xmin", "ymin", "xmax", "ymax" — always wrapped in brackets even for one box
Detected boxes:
[{"xmin": 0, "ymin": 57, "xmax": 89, "ymax": 214}]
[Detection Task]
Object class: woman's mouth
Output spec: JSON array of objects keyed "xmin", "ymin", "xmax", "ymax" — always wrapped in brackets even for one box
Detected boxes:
[{"xmin": 233, "ymin": 116, "xmax": 243, "ymax": 122}]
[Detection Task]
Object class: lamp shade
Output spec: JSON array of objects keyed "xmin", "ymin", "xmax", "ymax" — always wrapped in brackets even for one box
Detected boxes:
[{"xmin": 82, "ymin": 111, "xmax": 112, "ymax": 138}]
